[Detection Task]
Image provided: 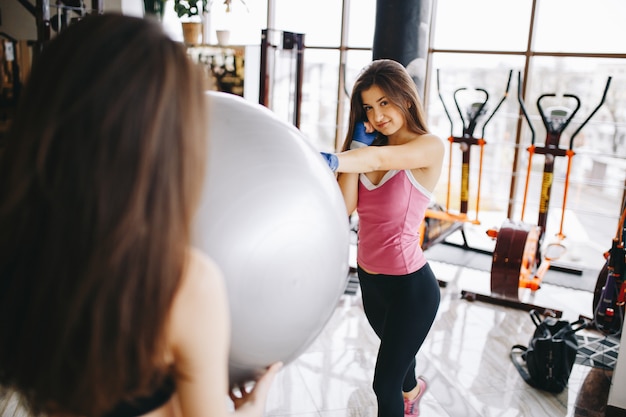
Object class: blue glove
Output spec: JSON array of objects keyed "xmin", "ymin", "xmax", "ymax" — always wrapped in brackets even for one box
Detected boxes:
[
  {"xmin": 320, "ymin": 152, "xmax": 338, "ymax": 172},
  {"xmin": 350, "ymin": 121, "xmax": 377, "ymax": 149}
]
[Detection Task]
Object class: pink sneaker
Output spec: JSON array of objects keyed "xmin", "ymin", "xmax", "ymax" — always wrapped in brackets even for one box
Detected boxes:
[{"xmin": 403, "ymin": 377, "xmax": 427, "ymax": 417}]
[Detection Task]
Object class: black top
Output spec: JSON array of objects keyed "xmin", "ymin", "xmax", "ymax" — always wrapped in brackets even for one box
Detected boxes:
[{"xmin": 102, "ymin": 376, "xmax": 176, "ymax": 417}]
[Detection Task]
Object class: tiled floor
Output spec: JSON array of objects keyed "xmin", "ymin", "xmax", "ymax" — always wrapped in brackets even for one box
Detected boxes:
[
  {"xmin": 263, "ymin": 251, "xmax": 620, "ymax": 417},
  {"xmin": 0, "ymin": 234, "xmax": 619, "ymax": 417}
]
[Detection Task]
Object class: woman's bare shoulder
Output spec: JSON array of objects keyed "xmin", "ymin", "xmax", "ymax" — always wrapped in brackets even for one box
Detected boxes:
[
  {"xmin": 410, "ymin": 133, "xmax": 445, "ymax": 157},
  {"xmin": 170, "ymin": 248, "xmax": 228, "ymax": 327},
  {"xmin": 186, "ymin": 248, "xmax": 223, "ymax": 282},
  {"xmin": 401, "ymin": 133, "xmax": 445, "ymax": 157},
  {"xmin": 166, "ymin": 248, "xmax": 231, "ymax": 413},
  {"xmin": 417, "ymin": 132, "xmax": 444, "ymax": 147}
]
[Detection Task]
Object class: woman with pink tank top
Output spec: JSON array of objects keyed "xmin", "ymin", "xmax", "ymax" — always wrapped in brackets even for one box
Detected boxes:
[{"xmin": 320, "ymin": 59, "xmax": 444, "ymax": 417}]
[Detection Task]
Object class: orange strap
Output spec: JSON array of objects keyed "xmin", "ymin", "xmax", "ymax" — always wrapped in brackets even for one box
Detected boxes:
[
  {"xmin": 446, "ymin": 136, "xmax": 454, "ymax": 212},
  {"xmin": 557, "ymin": 149, "xmax": 575, "ymax": 239},
  {"xmin": 474, "ymin": 139, "xmax": 486, "ymax": 224},
  {"xmin": 521, "ymin": 145, "xmax": 535, "ymax": 222},
  {"xmin": 617, "ymin": 207, "xmax": 626, "ymax": 243}
]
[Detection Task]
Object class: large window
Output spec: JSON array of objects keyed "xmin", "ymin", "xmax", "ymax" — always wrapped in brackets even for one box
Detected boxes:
[
  {"xmin": 428, "ymin": 0, "xmax": 626, "ymax": 271},
  {"xmin": 170, "ymin": 0, "xmax": 625, "ymax": 274},
  {"xmin": 272, "ymin": 0, "xmax": 376, "ymax": 151},
  {"xmin": 533, "ymin": 0, "xmax": 626, "ymax": 54},
  {"xmin": 431, "ymin": 0, "xmax": 532, "ymax": 51}
]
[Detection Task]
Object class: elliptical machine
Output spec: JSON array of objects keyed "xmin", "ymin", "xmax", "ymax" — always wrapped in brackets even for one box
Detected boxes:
[{"xmin": 462, "ymin": 73, "xmax": 612, "ymax": 318}]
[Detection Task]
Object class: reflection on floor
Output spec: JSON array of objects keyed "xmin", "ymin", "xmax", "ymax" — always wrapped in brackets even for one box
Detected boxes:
[
  {"xmin": 0, "ymin": 237, "xmax": 619, "ymax": 417},
  {"xmin": 264, "ymin": 259, "xmax": 620, "ymax": 417}
]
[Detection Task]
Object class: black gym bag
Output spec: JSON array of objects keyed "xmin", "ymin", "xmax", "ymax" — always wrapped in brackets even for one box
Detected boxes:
[{"xmin": 510, "ymin": 310, "xmax": 586, "ymax": 393}]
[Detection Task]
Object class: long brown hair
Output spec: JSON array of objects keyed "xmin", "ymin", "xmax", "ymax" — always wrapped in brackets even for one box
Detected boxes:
[
  {"xmin": 0, "ymin": 14, "xmax": 208, "ymax": 416},
  {"xmin": 342, "ymin": 59, "xmax": 429, "ymax": 151}
]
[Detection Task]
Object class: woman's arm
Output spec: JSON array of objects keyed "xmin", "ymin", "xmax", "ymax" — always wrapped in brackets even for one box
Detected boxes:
[
  {"xmin": 335, "ymin": 134, "xmax": 444, "ymax": 174},
  {"xmin": 169, "ymin": 249, "xmax": 279, "ymax": 417},
  {"xmin": 170, "ymin": 249, "xmax": 232, "ymax": 416},
  {"xmin": 337, "ymin": 173, "xmax": 359, "ymax": 215}
]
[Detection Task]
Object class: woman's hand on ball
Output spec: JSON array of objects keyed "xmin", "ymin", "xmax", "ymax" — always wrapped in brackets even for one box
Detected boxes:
[{"xmin": 229, "ymin": 362, "xmax": 283, "ymax": 415}]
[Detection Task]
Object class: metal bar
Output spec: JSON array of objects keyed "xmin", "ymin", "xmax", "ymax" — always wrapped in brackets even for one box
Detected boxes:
[
  {"xmin": 293, "ymin": 33, "xmax": 304, "ymax": 128},
  {"xmin": 461, "ymin": 290, "xmax": 563, "ymax": 318}
]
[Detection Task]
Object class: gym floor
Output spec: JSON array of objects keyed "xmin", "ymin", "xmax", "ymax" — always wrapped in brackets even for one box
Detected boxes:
[
  {"xmin": 0, "ymin": 229, "xmax": 617, "ymax": 417},
  {"xmin": 262, "ymin": 234, "xmax": 618, "ymax": 417}
]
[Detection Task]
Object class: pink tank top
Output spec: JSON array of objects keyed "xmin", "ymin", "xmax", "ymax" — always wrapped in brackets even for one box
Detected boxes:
[{"xmin": 357, "ymin": 170, "xmax": 431, "ymax": 275}]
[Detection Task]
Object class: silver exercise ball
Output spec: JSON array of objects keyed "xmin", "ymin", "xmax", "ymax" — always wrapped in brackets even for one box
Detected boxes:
[{"xmin": 192, "ymin": 92, "xmax": 350, "ymax": 386}]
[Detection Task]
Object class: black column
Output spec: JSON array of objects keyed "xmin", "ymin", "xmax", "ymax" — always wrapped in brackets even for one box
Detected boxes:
[{"xmin": 372, "ymin": 0, "xmax": 432, "ymax": 98}]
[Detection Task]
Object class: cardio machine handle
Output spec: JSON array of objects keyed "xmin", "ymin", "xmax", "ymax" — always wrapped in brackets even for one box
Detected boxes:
[
  {"xmin": 437, "ymin": 69, "xmax": 511, "ymax": 139},
  {"xmin": 569, "ymin": 76, "xmax": 612, "ymax": 149},
  {"xmin": 453, "ymin": 87, "xmax": 488, "ymax": 137},
  {"xmin": 536, "ymin": 93, "xmax": 580, "ymax": 137},
  {"xmin": 436, "ymin": 69, "xmax": 455, "ymax": 138},
  {"xmin": 517, "ymin": 71, "xmax": 536, "ymax": 145},
  {"xmin": 480, "ymin": 69, "xmax": 513, "ymax": 138}
]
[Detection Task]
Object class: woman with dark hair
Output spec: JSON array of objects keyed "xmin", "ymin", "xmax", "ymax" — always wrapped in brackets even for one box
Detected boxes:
[
  {"xmin": 321, "ymin": 59, "xmax": 444, "ymax": 417},
  {"xmin": 0, "ymin": 13, "xmax": 279, "ymax": 417}
]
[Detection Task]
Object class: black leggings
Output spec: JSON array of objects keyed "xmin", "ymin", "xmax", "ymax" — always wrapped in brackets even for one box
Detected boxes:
[{"xmin": 358, "ymin": 263, "xmax": 440, "ymax": 417}]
